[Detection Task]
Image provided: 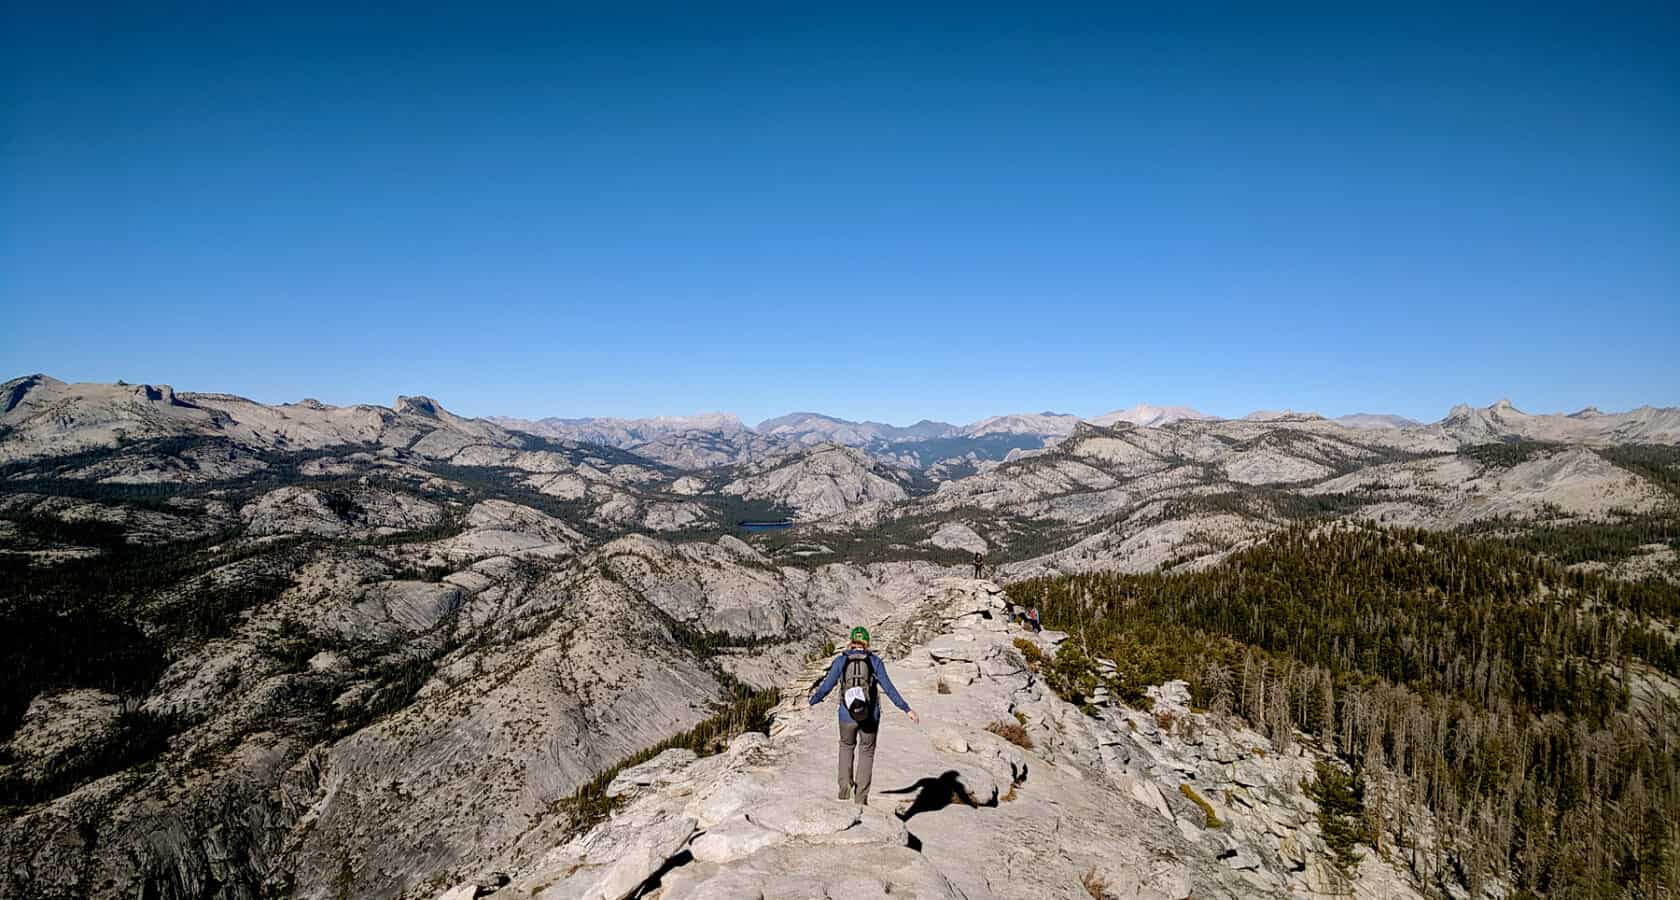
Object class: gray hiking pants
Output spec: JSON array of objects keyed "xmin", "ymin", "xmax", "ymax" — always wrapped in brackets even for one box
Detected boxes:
[{"xmin": 838, "ymin": 718, "xmax": 878, "ymax": 803}]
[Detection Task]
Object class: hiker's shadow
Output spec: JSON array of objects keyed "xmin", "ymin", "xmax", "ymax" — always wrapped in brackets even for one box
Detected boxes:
[{"xmin": 884, "ymin": 770, "xmax": 996, "ymax": 821}]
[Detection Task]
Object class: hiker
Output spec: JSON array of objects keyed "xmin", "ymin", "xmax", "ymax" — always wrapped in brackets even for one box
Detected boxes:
[
  {"xmin": 808, "ymin": 626, "xmax": 919, "ymax": 805},
  {"xmin": 1028, "ymin": 607, "xmax": 1042, "ymax": 633},
  {"xmin": 972, "ymin": 551, "xmax": 985, "ymax": 579}
]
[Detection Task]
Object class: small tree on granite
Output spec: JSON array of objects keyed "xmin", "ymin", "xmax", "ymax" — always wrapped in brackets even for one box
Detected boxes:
[{"xmin": 1307, "ymin": 759, "xmax": 1369, "ymax": 879}]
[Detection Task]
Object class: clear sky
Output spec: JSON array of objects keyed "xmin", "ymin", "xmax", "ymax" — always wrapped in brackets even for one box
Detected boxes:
[{"xmin": 3, "ymin": 2, "xmax": 1676, "ymax": 426}]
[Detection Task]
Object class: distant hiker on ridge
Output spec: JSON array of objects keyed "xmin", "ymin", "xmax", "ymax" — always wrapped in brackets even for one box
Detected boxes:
[
  {"xmin": 972, "ymin": 551, "xmax": 985, "ymax": 579},
  {"xmin": 808, "ymin": 626, "xmax": 918, "ymax": 806}
]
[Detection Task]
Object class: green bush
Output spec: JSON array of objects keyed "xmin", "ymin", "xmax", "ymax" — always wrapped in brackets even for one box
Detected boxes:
[
  {"xmin": 1305, "ymin": 760, "xmax": 1368, "ymax": 877},
  {"xmin": 1043, "ymin": 643, "xmax": 1099, "ymax": 707}
]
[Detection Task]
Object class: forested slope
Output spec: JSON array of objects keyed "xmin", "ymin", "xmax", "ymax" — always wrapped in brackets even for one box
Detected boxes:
[{"xmin": 1010, "ymin": 524, "xmax": 1680, "ymax": 898}]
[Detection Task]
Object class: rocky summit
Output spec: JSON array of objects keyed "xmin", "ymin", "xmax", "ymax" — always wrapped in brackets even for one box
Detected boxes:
[{"xmin": 444, "ymin": 580, "xmax": 1423, "ymax": 900}]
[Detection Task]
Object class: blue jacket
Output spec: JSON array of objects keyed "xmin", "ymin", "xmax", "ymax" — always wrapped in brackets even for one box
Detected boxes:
[{"xmin": 809, "ymin": 650, "xmax": 910, "ymax": 723}]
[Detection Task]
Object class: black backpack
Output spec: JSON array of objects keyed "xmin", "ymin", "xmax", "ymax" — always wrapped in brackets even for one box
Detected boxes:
[{"xmin": 840, "ymin": 651, "xmax": 878, "ymax": 721}]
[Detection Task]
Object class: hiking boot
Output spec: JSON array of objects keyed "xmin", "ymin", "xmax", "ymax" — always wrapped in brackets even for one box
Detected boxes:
[
  {"xmin": 838, "ymin": 785, "xmax": 852, "ymax": 801},
  {"xmin": 854, "ymin": 792, "xmax": 869, "ymax": 806}
]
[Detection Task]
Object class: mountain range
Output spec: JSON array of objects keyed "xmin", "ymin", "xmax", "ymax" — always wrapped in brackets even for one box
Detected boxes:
[
  {"xmin": 484, "ymin": 396, "xmax": 1679, "ymax": 473},
  {"xmin": 2, "ymin": 373, "xmax": 1678, "ymax": 900}
]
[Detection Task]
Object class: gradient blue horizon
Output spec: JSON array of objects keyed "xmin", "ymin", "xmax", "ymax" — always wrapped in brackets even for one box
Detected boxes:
[{"xmin": 3, "ymin": 2, "xmax": 1676, "ymax": 426}]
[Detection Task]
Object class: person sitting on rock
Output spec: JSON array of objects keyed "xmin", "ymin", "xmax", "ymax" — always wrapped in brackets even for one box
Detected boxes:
[{"xmin": 808, "ymin": 626, "xmax": 919, "ymax": 806}]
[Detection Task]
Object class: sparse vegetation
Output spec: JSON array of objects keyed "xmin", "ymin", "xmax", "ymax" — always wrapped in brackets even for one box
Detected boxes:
[
  {"xmin": 1178, "ymin": 783, "xmax": 1221, "ymax": 829},
  {"xmin": 1079, "ymin": 866, "xmax": 1108, "ymax": 899},
  {"xmin": 1012, "ymin": 637, "xmax": 1042, "ymax": 671},
  {"xmin": 984, "ymin": 719, "xmax": 1034, "ymax": 749}
]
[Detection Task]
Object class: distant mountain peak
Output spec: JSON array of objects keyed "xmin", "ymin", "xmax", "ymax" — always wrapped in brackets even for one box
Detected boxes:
[
  {"xmin": 756, "ymin": 412, "xmax": 959, "ymax": 444},
  {"xmin": 395, "ymin": 395, "xmax": 443, "ymax": 418},
  {"xmin": 1437, "ymin": 399, "xmax": 1680, "ymax": 444},
  {"xmin": 2, "ymin": 374, "xmax": 63, "ymax": 414},
  {"xmin": 963, "ymin": 411, "xmax": 1083, "ymax": 437},
  {"xmin": 1091, "ymin": 403, "xmax": 1215, "ymax": 428},
  {"xmin": 1241, "ymin": 408, "xmax": 1313, "ymax": 421}
]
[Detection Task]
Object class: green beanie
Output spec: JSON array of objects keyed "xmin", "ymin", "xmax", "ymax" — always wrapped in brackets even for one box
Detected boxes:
[{"xmin": 849, "ymin": 626, "xmax": 870, "ymax": 644}]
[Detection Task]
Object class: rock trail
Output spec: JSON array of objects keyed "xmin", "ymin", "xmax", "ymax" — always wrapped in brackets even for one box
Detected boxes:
[{"xmin": 442, "ymin": 577, "xmax": 1425, "ymax": 899}]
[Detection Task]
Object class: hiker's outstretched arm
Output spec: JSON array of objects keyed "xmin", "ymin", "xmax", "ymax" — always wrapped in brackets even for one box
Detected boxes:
[
  {"xmin": 871, "ymin": 656, "xmax": 911, "ymax": 713},
  {"xmin": 808, "ymin": 655, "xmax": 844, "ymax": 705}
]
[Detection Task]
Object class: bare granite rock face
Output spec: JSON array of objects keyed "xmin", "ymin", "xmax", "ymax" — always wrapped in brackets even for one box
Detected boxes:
[
  {"xmin": 0, "ymin": 689, "xmax": 125, "ymax": 787},
  {"xmin": 1307, "ymin": 444, "xmax": 1671, "ymax": 527},
  {"xmin": 241, "ymin": 485, "xmax": 444, "ymax": 537},
  {"xmin": 929, "ymin": 522, "xmax": 987, "ymax": 554},
  {"xmin": 722, "ymin": 444, "xmax": 911, "ymax": 519}
]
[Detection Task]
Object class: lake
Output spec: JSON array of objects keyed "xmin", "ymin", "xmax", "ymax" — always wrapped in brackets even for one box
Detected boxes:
[{"xmin": 737, "ymin": 520, "xmax": 794, "ymax": 531}]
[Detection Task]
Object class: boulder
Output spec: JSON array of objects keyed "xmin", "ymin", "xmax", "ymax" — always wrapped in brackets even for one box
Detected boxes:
[
  {"xmin": 807, "ymin": 807, "xmax": 910, "ymax": 847},
  {"xmin": 1147, "ymin": 680, "xmax": 1192, "ymax": 712},
  {"xmin": 926, "ymin": 636, "xmax": 977, "ymax": 663},
  {"xmin": 1121, "ymin": 774, "xmax": 1173, "ymax": 819},
  {"xmin": 929, "ymin": 727, "xmax": 969, "ymax": 754},
  {"xmin": 1036, "ymin": 629, "xmax": 1070, "ymax": 648},
  {"xmin": 581, "ymin": 815, "xmax": 697, "ymax": 900},
  {"xmin": 686, "ymin": 776, "xmax": 760, "ymax": 828},
  {"xmin": 977, "ymin": 649, "xmax": 1027, "ymax": 678},
  {"xmin": 689, "ymin": 816, "xmax": 781, "ymax": 864}
]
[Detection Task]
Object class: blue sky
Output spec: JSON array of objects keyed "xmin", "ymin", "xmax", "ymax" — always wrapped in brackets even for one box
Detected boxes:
[{"xmin": 3, "ymin": 2, "xmax": 1676, "ymax": 425}]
